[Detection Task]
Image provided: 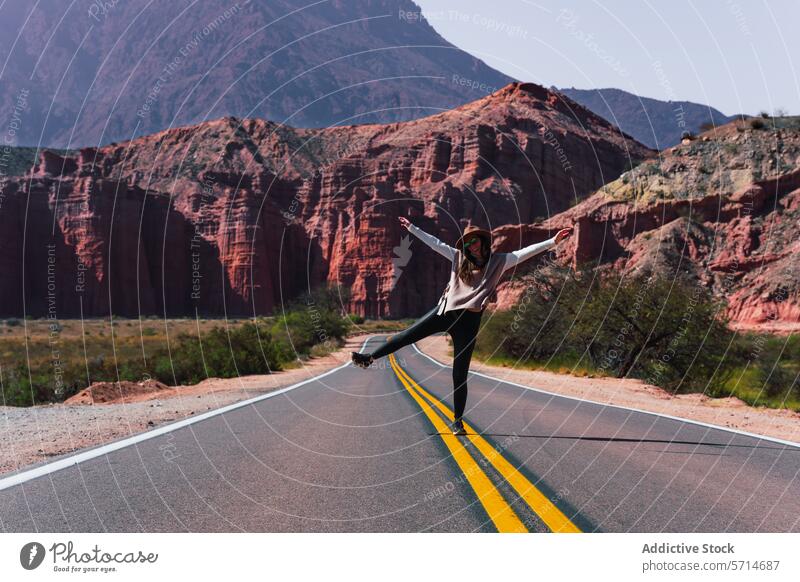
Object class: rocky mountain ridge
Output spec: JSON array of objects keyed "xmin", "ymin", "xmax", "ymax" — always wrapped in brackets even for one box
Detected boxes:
[
  {"xmin": 496, "ymin": 116, "xmax": 800, "ymax": 331},
  {"xmin": 559, "ymin": 87, "xmax": 739, "ymax": 149},
  {"xmin": 0, "ymin": 82, "xmax": 651, "ymax": 318},
  {"xmin": 0, "ymin": 0, "xmax": 512, "ymax": 147}
]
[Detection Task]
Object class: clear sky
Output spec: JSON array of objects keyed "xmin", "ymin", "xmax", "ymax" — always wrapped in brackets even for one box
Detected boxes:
[{"xmin": 413, "ymin": 0, "xmax": 798, "ymax": 116}]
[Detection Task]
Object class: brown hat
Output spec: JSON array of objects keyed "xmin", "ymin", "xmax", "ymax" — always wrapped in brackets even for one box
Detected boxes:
[{"xmin": 456, "ymin": 225, "xmax": 492, "ymax": 250}]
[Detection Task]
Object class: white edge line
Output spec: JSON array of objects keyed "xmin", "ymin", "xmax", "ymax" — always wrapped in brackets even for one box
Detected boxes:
[
  {"xmin": 0, "ymin": 338, "xmax": 368, "ymax": 492},
  {"xmin": 411, "ymin": 343, "xmax": 800, "ymax": 449}
]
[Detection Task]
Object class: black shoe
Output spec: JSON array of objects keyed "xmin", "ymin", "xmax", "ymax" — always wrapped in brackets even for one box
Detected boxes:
[
  {"xmin": 351, "ymin": 352, "xmax": 373, "ymax": 369},
  {"xmin": 451, "ymin": 419, "xmax": 467, "ymax": 436}
]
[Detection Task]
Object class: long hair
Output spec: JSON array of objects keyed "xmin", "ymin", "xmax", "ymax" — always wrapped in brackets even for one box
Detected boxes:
[{"xmin": 457, "ymin": 236, "xmax": 491, "ymax": 283}]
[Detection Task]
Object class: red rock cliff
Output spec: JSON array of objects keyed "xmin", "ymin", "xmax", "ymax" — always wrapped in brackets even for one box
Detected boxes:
[{"xmin": 0, "ymin": 82, "xmax": 650, "ymax": 318}]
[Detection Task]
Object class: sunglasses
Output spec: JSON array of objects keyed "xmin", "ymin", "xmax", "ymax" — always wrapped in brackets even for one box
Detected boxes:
[{"xmin": 463, "ymin": 237, "xmax": 481, "ymax": 248}]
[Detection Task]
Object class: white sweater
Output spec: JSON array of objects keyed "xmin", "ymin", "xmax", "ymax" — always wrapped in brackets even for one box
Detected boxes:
[{"xmin": 408, "ymin": 224, "xmax": 556, "ymax": 313}]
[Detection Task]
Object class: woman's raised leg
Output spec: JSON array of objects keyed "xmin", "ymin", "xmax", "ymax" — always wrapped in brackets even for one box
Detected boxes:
[{"xmin": 367, "ymin": 305, "xmax": 447, "ymax": 360}]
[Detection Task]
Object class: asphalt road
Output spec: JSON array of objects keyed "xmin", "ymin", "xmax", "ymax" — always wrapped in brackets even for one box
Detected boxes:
[{"xmin": 1, "ymin": 336, "xmax": 799, "ymax": 532}]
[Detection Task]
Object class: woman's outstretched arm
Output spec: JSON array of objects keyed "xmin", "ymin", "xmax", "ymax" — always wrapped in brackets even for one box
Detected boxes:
[
  {"xmin": 399, "ymin": 217, "xmax": 456, "ymax": 261},
  {"xmin": 502, "ymin": 227, "xmax": 572, "ymax": 271}
]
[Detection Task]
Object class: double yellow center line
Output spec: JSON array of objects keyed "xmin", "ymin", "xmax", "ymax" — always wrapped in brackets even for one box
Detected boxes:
[{"xmin": 388, "ymin": 354, "xmax": 581, "ymax": 533}]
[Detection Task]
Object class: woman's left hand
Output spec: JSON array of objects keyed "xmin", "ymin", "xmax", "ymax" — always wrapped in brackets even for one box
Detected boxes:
[{"xmin": 554, "ymin": 227, "xmax": 573, "ymax": 244}]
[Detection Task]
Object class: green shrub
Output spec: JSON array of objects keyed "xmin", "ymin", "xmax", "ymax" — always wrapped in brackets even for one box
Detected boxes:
[
  {"xmin": 757, "ymin": 360, "xmax": 796, "ymax": 399},
  {"xmin": 145, "ymin": 288, "xmax": 349, "ymax": 386},
  {"xmin": 479, "ymin": 268, "xmax": 735, "ymax": 393},
  {"xmin": 1, "ymin": 364, "xmax": 36, "ymax": 406},
  {"xmin": 149, "ymin": 322, "xmax": 284, "ymax": 385},
  {"xmin": 270, "ymin": 288, "xmax": 351, "ymax": 358},
  {"xmin": 751, "ymin": 336, "xmax": 800, "ymax": 400},
  {"xmin": 348, "ymin": 314, "xmax": 365, "ymax": 324}
]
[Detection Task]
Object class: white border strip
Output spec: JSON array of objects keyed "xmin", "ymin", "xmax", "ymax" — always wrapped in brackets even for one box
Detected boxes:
[
  {"xmin": 411, "ymin": 343, "xmax": 800, "ymax": 449},
  {"xmin": 0, "ymin": 341, "xmax": 365, "ymax": 492}
]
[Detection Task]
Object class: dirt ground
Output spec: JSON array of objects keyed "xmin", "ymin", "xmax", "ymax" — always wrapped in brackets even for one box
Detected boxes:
[{"xmin": 416, "ymin": 335, "xmax": 800, "ymax": 444}]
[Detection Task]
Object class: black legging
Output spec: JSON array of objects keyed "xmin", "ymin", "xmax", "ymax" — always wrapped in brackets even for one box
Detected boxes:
[{"xmin": 369, "ymin": 306, "xmax": 483, "ymax": 421}]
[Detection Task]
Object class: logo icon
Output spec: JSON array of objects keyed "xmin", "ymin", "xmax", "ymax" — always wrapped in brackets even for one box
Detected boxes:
[
  {"xmin": 391, "ymin": 235, "xmax": 413, "ymax": 289},
  {"xmin": 20, "ymin": 542, "xmax": 46, "ymax": 570}
]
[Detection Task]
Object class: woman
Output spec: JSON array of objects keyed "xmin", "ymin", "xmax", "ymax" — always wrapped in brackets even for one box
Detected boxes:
[{"xmin": 352, "ymin": 217, "xmax": 572, "ymax": 435}]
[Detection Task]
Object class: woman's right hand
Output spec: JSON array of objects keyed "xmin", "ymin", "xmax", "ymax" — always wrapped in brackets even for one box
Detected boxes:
[{"xmin": 398, "ymin": 216, "xmax": 411, "ymax": 230}]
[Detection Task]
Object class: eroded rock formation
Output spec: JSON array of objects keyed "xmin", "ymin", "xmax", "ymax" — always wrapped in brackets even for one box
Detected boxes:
[
  {"xmin": 494, "ymin": 117, "xmax": 800, "ymax": 331},
  {"xmin": 0, "ymin": 82, "xmax": 650, "ymax": 319}
]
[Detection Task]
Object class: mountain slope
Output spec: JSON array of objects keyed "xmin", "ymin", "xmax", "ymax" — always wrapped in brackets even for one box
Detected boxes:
[
  {"xmin": 0, "ymin": 82, "xmax": 651, "ymax": 318},
  {"xmin": 559, "ymin": 87, "xmax": 738, "ymax": 150},
  {"xmin": 0, "ymin": 0, "xmax": 512, "ymax": 147},
  {"xmin": 500, "ymin": 116, "xmax": 800, "ymax": 331}
]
